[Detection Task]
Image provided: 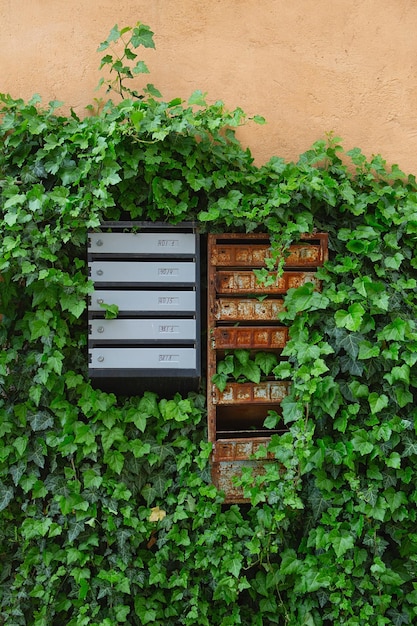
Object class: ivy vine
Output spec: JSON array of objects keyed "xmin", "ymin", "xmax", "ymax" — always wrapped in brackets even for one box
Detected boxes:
[{"xmin": 1, "ymin": 20, "xmax": 417, "ymax": 626}]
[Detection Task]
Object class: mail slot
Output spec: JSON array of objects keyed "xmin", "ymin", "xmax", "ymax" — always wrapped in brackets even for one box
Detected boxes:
[
  {"xmin": 90, "ymin": 261, "xmax": 196, "ymax": 284},
  {"xmin": 90, "ymin": 347, "xmax": 197, "ymax": 369},
  {"xmin": 89, "ymin": 232, "xmax": 196, "ymax": 255},
  {"xmin": 89, "ymin": 318, "xmax": 196, "ymax": 341},
  {"xmin": 89, "ymin": 290, "xmax": 196, "ymax": 313},
  {"xmin": 215, "ymin": 270, "xmax": 319, "ymax": 294},
  {"xmin": 210, "ymin": 240, "xmax": 327, "ymax": 267},
  {"xmin": 88, "ymin": 222, "xmax": 200, "ymax": 394},
  {"xmin": 214, "ymin": 297, "xmax": 285, "ymax": 321},
  {"xmin": 212, "ymin": 326, "xmax": 288, "ymax": 349},
  {"xmin": 212, "ymin": 381, "xmax": 289, "ymax": 405}
]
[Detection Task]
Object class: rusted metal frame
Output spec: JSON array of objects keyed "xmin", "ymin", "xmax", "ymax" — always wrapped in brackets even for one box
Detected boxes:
[{"xmin": 207, "ymin": 232, "xmax": 328, "ymax": 501}]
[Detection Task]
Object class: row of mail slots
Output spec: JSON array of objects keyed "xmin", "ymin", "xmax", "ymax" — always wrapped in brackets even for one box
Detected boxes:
[{"xmin": 88, "ymin": 224, "xmax": 328, "ymax": 501}]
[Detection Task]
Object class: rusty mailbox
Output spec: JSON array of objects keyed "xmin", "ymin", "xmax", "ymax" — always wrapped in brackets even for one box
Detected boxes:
[
  {"xmin": 207, "ymin": 232, "xmax": 328, "ymax": 502},
  {"xmin": 88, "ymin": 222, "xmax": 201, "ymax": 395}
]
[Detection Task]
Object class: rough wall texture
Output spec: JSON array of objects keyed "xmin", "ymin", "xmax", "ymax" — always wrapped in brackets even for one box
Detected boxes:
[{"xmin": 2, "ymin": 0, "xmax": 417, "ymax": 171}]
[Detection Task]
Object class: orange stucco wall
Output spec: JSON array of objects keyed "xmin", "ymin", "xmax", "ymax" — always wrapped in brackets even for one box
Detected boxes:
[{"xmin": 2, "ymin": 1, "xmax": 417, "ymax": 172}]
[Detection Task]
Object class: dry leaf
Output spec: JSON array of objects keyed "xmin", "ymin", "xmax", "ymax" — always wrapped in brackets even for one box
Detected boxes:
[{"xmin": 149, "ymin": 506, "xmax": 166, "ymax": 522}]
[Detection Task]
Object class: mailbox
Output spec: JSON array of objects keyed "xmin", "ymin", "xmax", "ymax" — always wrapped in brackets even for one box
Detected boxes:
[
  {"xmin": 207, "ymin": 232, "xmax": 328, "ymax": 502},
  {"xmin": 88, "ymin": 222, "xmax": 200, "ymax": 395}
]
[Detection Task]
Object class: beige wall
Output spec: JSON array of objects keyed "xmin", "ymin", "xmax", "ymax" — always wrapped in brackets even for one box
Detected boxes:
[{"xmin": 2, "ymin": 1, "xmax": 417, "ymax": 173}]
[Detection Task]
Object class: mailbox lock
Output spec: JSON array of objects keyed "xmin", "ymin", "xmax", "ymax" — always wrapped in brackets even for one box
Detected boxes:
[
  {"xmin": 96, "ymin": 239, "xmax": 103, "ymax": 247},
  {"xmin": 97, "ymin": 269, "xmax": 104, "ymax": 276},
  {"xmin": 97, "ymin": 355, "xmax": 104, "ymax": 362},
  {"xmin": 97, "ymin": 326, "xmax": 104, "ymax": 333},
  {"xmin": 97, "ymin": 298, "xmax": 104, "ymax": 304}
]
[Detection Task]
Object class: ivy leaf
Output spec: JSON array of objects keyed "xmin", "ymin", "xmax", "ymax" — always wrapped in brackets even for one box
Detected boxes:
[
  {"xmin": 240, "ymin": 361, "xmax": 261, "ymax": 384},
  {"xmin": 138, "ymin": 392, "xmax": 160, "ymax": 419},
  {"xmin": 212, "ymin": 372, "xmax": 227, "ymax": 392},
  {"xmin": 255, "ymin": 352, "xmax": 278, "ymax": 376},
  {"xmin": 83, "ymin": 468, "xmax": 103, "ymax": 489},
  {"xmin": 0, "ymin": 483, "xmax": 14, "ymax": 512},
  {"xmin": 329, "ymin": 530, "xmax": 354, "ymax": 558},
  {"xmin": 60, "ymin": 293, "xmax": 86, "ymax": 318},
  {"xmin": 335, "ymin": 303, "xmax": 365, "ymax": 332},
  {"xmin": 378, "ymin": 318, "xmax": 408, "ymax": 342},
  {"xmin": 28, "ymin": 411, "xmax": 54, "ymax": 431},
  {"xmin": 21, "ymin": 517, "xmax": 52, "ymax": 540},
  {"xmin": 351, "ymin": 430, "xmax": 374, "ymax": 455},
  {"xmin": 68, "ymin": 519, "xmax": 86, "ymax": 542},
  {"xmin": 284, "ymin": 283, "xmax": 329, "ymax": 317},
  {"xmin": 188, "ymin": 90, "xmax": 207, "ymax": 106},
  {"xmin": 159, "ymin": 398, "xmax": 192, "ymax": 422},
  {"xmin": 272, "ymin": 362, "xmax": 292, "ymax": 378},
  {"xmin": 263, "ymin": 410, "xmax": 280, "ymax": 429},
  {"xmin": 368, "ymin": 393, "xmax": 389, "ymax": 414},
  {"xmin": 225, "ymin": 556, "xmax": 243, "ymax": 578},
  {"xmin": 402, "ymin": 436, "xmax": 417, "ymax": 457},
  {"xmin": 130, "ymin": 439, "xmax": 151, "ymax": 459},
  {"xmin": 132, "ymin": 60, "xmax": 150, "ymax": 75},
  {"xmin": 358, "ymin": 340, "xmax": 380, "ymax": 359},
  {"xmin": 103, "ymin": 450, "xmax": 124, "ymax": 474},
  {"xmin": 135, "ymin": 597, "xmax": 157, "ymax": 624},
  {"xmin": 338, "ymin": 332, "xmax": 362, "ymax": 359},
  {"xmin": 234, "ymin": 349, "xmax": 250, "ymax": 367},
  {"xmin": 131, "ymin": 23, "xmax": 156, "ymax": 49},
  {"xmin": 384, "ymin": 252, "xmax": 404, "ymax": 270},
  {"xmin": 217, "ymin": 354, "xmax": 234, "ymax": 375},
  {"xmin": 281, "ymin": 396, "xmax": 304, "ymax": 424}
]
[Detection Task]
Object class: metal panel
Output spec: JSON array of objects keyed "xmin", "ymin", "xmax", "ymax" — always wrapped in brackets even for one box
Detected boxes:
[
  {"xmin": 214, "ymin": 297, "xmax": 285, "ymax": 321},
  {"xmin": 215, "ymin": 270, "xmax": 319, "ymax": 294},
  {"xmin": 213, "ymin": 438, "xmax": 272, "ymax": 461},
  {"xmin": 90, "ymin": 318, "xmax": 196, "ymax": 341},
  {"xmin": 211, "ymin": 459, "xmax": 274, "ymax": 503},
  {"xmin": 210, "ymin": 242, "xmax": 325, "ymax": 267},
  {"xmin": 89, "ymin": 232, "xmax": 196, "ymax": 255},
  {"xmin": 90, "ymin": 261, "xmax": 196, "ymax": 284},
  {"xmin": 212, "ymin": 381, "xmax": 289, "ymax": 405},
  {"xmin": 208, "ymin": 232, "xmax": 328, "ymax": 268},
  {"xmin": 90, "ymin": 347, "xmax": 196, "ymax": 369},
  {"xmin": 212, "ymin": 326, "xmax": 288, "ymax": 349},
  {"xmin": 90, "ymin": 290, "xmax": 196, "ymax": 313}
]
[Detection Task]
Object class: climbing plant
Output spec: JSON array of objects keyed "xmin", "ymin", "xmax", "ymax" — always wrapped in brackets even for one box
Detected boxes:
[{"xmin": 1, "ymin": 20, "xmax": 417, "ymax": 626}]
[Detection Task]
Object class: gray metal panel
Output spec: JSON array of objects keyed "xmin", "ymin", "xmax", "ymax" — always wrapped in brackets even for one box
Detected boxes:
[
  {"xmin": 90, "ymin": 318, "xmax": 196, "ymax": 341},
  {"xmin": 90, "ymin": 261, "xmax": 196, "ymax": 283},
  {"xmin": 89, "ymin": 232, "xmax": 196, "ymax": 255},
  {"xmin": 90, "ymin": 347, "xmax": 197, "ymax": 369},
  {"xmin": 89, "ymin": 290, "xmax": 196, "ymax": 312}
]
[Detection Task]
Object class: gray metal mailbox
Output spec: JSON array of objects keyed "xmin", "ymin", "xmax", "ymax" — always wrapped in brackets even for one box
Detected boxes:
[{"xmin": 88, "ymin": 222, "xmax": 200, "ymax": 395}]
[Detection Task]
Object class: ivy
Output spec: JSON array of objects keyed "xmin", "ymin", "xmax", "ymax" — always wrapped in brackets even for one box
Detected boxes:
[{"xmin": 1, "ymin": 20, "xmax": 417, "ymax": 626}]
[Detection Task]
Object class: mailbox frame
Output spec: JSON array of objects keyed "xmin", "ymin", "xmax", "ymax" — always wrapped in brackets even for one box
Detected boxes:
[
  {"xmin": 207, "ymin": 232, "xmax": 328, "ymax": 501},
  {"xmin": 88, "ymin": 221, "xmax": 201, "ymax": 395}
]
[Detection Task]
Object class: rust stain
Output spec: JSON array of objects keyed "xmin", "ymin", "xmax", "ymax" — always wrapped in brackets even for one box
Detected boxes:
[
  {"xmin": 213, "ymin": 326, "xmax": 288, "ymax": 349},
  {"xmin": 213, "ymin": 381, "xmax": 289, "ymax": 405},
  {"xmin": 214, "ymin": 297, "xmax": 286, "ymax": 321},
  {"xmin": 215, "ymin": 270, "xmax": 319, "ymax": 294}
]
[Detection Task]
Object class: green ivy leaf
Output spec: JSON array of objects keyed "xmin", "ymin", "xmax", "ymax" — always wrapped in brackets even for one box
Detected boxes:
[
  {"xmin": 335, "ymin": 303, "xmax": 365, "ymax": 332},
  {"xmin": 368, "ymin": 393, "xmax": 389, "ymax": 414},
  {"xmin": 0, "ymin": 483, "xmax": 14, "ymax": 512},
  {"xmin": 239, "ymin": 360, "xmax": 261, "ymax": 384},
  {"xmin": 255, "ymin": 352, "xmax": 278, "ymax": 376},
  {"xmin": 329, "ymin": 530, "xmax": 354, "ymax": 558},
  {"xmin": 103, "ymin": 449, "xmax": 124, "ymax": 474}
]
